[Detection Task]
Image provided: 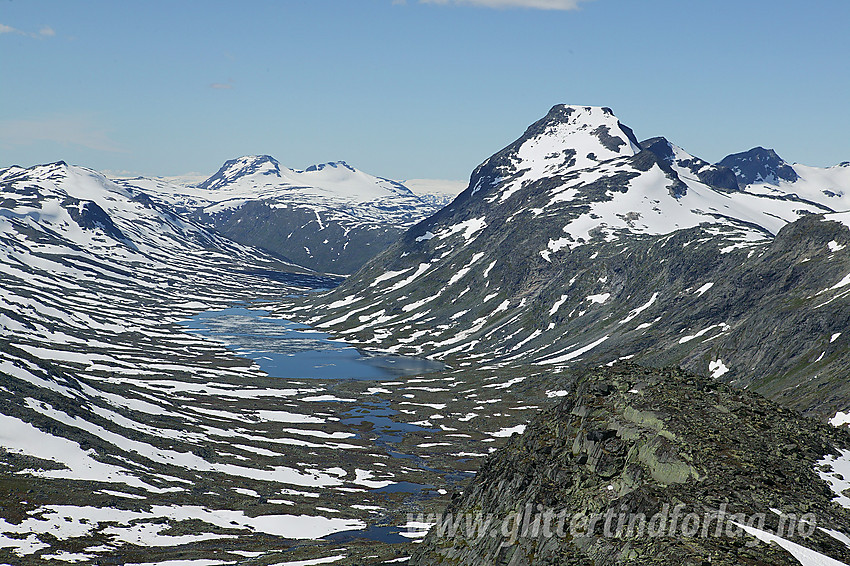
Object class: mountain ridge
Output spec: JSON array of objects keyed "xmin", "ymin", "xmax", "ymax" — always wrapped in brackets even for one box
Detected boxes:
[
  {"xmin": 117, "ymin": 155, "xmax": 439, "ymax": 273},
  {"xmin": 278, "ymin": 104, "xmax": 850, "ymax": 420}
]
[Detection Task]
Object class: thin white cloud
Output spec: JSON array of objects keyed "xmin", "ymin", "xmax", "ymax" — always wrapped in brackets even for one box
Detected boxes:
[
  {"xmin": 0, "ymin": 22, "xmax": 58, "ymax": 39},
  {"xmin": 209, "ymin": 79, "xmax": 234, "ymax": 90},
  {"xmin": 418, "ymin": 0, "xmax": 592, "ymax": 9},
  {"xmin": 0, "ymin": 116, "xmax": 125, "ymax": 153}
]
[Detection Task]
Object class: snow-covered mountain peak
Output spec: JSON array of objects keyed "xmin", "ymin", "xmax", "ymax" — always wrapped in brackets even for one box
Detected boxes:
[
  {"xmin": 718, "ymin": 147, "xmax": 799, "ymax": 186},
  {"xmin": 1, "ymin": 160, "xmax": 71, "ymax": 185},
  {"xmin": 2, "ymin": 161, "xmax": 135, "ymax": 204},
  {"xmin": 197, "ymin": 154, "xmax": 282, "ymax": 190},
  {"xmin": 407, "ymin": 105, "xmax": 848, "ymax": 271},
  {"xmin": 467, "ymin": 105, "xmax": 643, "ymax": 203},
  {"xmin": 34, "ymin": 160, "xmax": 70, "ymax": 175},
  {"xmin": 519, "ymin": 104, "xmax": 641, "ymax": 166}
]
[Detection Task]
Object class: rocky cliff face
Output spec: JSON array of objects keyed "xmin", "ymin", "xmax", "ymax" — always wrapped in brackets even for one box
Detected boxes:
[{"xmin": 411, "ymin": 364, "xmax": 850, "ymax": 565}]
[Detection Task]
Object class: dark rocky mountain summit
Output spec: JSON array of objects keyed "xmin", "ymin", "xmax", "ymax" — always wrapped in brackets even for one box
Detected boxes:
[
  {"xmin": 411, "ymin": 364, "xmax": 850, "ymax": 565},
  {"xmin": 196, "ymin": 154, "xmax": 284, "ymax": 190},
  {"xmin": 719, "ymin": 147, "xmax": 800, "ymax": 186}
]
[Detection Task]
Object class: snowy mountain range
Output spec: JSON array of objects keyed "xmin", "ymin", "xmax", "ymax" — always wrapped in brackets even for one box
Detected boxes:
[
  {"xmin": 283, "ymin": 104, "xmax": 850, "ymax": 419},
  {"xmin": 3, "ymin": 105, "xmax": 850, "ymax": 565},
  {"xmin": 118, "ymin": 156, "xmax": 440, "ymax": 274},
  {"xmin": 0, "ymin": 160, "xmax": 436, "ymax": 563},
  {"xmin": 459, "ymin": 105, "xmax": 837, "ymax": 247}
]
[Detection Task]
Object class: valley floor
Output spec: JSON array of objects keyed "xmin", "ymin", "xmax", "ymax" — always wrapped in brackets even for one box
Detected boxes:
[{"xmin": 0, "ymin": 261, "xmax": 557, "ymax": 565}]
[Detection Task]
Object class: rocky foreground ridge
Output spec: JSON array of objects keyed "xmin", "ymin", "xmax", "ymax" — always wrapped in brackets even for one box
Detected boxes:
[{"xmin": 411, "ymin": 364, "xmax": 850, "ymax": 565}]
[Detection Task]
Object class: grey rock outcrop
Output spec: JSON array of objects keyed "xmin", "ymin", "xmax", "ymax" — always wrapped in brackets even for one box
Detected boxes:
[{"xmin": 411, "ymin": 364, "xmax": 850, "ymax": 565}]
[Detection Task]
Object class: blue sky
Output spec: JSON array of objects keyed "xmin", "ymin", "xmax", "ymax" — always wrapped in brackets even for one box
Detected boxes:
[{"xmin": 1, "ymin": 0, "xmax": 848, "ymax": 181}]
